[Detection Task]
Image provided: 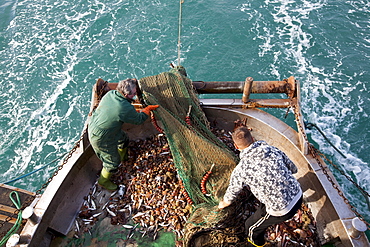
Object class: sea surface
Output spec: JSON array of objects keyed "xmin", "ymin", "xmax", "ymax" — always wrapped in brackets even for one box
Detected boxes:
[{"xmin": 1, "ymin": 0, "xmax": 369, "ymax": 234}]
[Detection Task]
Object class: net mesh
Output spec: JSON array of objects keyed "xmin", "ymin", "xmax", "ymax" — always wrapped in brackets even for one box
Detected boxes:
[{"xmin": 139, "ymin": 66, "xmax": 239, "ymax": 245}]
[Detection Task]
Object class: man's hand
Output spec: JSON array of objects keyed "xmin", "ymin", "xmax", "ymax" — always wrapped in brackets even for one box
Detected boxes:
[{"xmin": 218, "ymin": 200, "xmax": 231, "ymax": 209}]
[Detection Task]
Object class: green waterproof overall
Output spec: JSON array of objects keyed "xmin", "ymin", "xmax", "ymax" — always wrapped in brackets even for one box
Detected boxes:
[{"xmin": 88, "ymin": 90, "xmax": 148, "ymax": 172}]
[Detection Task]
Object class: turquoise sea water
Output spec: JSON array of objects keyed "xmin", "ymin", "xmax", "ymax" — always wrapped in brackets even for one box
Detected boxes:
[{"xmin": 1, "ymin": 0, "xmax": 369, "ymax": 235}]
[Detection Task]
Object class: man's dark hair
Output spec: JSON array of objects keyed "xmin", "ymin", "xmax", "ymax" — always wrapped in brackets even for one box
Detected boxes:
[{"xmin": 232, "ymin": 126, "xmax": 253, "ymax": 148}]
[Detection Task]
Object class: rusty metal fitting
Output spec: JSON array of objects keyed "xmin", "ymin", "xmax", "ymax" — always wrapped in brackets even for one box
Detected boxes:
[{"xmin": 242, "ymin": 77, "xmax": 254, "ymax": 103}]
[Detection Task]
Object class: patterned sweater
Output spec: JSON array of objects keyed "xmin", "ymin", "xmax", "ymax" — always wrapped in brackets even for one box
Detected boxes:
[{"xmin": 224, "ymin": 141, "xmax": 302, "ymax": 216}]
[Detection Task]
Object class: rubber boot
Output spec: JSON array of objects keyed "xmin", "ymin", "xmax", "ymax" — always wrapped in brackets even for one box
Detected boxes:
[
  {"xmin": 118, "ymin": 147, "xmax": 128, "ymax": 162},
  {"xmin": 98, "ymin": 167, "xmax": 118, "ymax": 191}
]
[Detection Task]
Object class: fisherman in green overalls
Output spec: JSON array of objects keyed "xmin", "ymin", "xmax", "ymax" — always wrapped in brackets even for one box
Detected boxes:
[{"xmin": 88, "ymin": 78, "xmax": 159, "ymax": 191}]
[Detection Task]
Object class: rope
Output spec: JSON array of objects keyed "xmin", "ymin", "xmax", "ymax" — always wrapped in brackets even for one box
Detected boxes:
[
  {"xmin": 314, "ymin": 146, "xmax": 370, "ymax": 198},
  {"xmin": 304, "ymin": 122, "xmax": 346, "ymax": 158},
  {"xmin": 305, "ymin": 122, "xmax": 370, "ymax": 213},
  {"xmin": 177, "ymin": 0, "xmax": 184, "ymax": 66},
  {"xmin": 3, "ymin": 151, "xmax": 69, "ymax": 185},
  {"xmin": 0, "ymin": 192, "xmax": 22, "ymax": 246}
]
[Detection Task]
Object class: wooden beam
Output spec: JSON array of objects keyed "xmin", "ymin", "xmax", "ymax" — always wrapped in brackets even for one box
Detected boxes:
[
  {"xmin": 0, "ymin": 203, "xmax": 17, "ymax": 214},
  {"xmin": 0, "ymin": 214, "xmax": 17, "ymax": 224}
]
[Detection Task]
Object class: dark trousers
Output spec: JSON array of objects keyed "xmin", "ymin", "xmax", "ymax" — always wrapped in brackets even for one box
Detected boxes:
[{"xmin": 245, "ymin": 197, "xmax": 302, "ymax": 246}]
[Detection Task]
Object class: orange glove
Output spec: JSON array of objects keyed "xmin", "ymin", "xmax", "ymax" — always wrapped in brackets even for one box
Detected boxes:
[{"xmin": 142, "ymin": 105, "xmax": 159, "ymax": 115}]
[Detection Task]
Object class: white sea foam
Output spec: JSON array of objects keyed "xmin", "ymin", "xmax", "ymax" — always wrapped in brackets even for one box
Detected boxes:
[
  {"xmin": 242, "ymin": 0, "xmax": 370, "ymax": 217},
  {"xmin": 1, "ymin": 0, "xmax": 369, "ymax": 219},
  {"xmin": 0, "ymin": 0, "xmax": 113, "ymax": 188}
]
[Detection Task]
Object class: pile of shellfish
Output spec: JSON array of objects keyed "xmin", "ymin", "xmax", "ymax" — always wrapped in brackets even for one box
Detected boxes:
[
  {"xmin": 75, "ymin": 133, "xmax": 191, "ymax": 244},
  {"xmin": 74, "ymin": 128, "xmax": 319, "ymax": 246},
  {"xmin": 266, "ymin": 203, "xmax": 319, "ymax": 246}
]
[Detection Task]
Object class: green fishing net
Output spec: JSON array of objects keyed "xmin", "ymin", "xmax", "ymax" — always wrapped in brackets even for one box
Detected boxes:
[{"xmin": 139, "ymin": 66, "xmax": 240, "ymax": 246}]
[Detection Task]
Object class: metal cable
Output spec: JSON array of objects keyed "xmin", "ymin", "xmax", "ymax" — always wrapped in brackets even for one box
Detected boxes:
[
  {"xmin": 305, "ymin": 122, "xmax": 346, "ymax": 158},
  {"xmin": 2, "ymin": 151, "xmax": 69, "ymax": 185},
  {"xmin": 177, "ymin": 0, "xmax": 184, "ymax": 66}
]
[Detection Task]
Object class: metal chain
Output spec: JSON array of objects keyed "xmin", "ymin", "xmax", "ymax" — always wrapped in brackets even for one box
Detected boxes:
[
  {"xmin": 313, "ymin": 147, "xmax": 369, "ymax": 198},
  {"xmin": 310, "ymin": 145, "xmax": 370, "ymax": 229},
  {"xmin": 290, "ymin": 102, "xmax": 370, "ymax": 230},
  {"xmin": 0, "ymin": 125, "xmax": 87, "ymax": 239},
  {"xmin": 0, "ymin": 130, "xmax": 87, "ymax": 241},
  {"xmin": 35, "ymin": 129, "xmax": 87, "ymax": 196},
  {"xmin": 35, "ymin": 78, "xmax": 107, "ymax": 196},
  {"xmin": 1, "ymin": 80, "xmax": 102, "ymax": 239}
]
